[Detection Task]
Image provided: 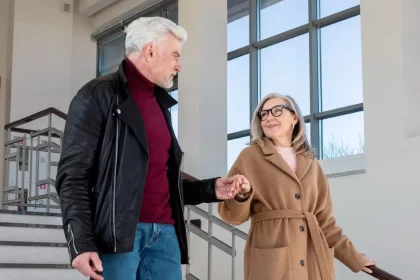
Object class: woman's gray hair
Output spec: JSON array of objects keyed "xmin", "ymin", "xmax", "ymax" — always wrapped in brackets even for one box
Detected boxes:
[
  {"xmin": 124, "ymin": 17, "xmax": 187, "ymax": 56},
  {"xmin": 250, "ymin": 93, "xmax": 315, "ymax": 158}
]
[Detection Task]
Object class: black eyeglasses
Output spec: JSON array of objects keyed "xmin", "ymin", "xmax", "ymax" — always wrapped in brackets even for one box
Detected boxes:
[{"xmin": 257, "ymin": 105, "xmax": 295, "ymax": 121}]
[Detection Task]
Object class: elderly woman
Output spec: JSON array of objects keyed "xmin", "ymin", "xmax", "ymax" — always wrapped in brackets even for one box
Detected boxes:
[{"xmin": 218, "ymin": 93, "xmax": 375, "ymax": 280}]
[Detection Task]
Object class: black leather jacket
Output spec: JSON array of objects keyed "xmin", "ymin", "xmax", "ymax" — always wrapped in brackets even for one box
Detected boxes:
[{"xmin": 56, "ymin": 60, "xmax": 220, "ymax": 265}]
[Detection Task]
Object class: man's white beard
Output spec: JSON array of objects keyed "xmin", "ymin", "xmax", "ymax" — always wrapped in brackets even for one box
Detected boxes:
[{"xmin": 158, "ymin": 76, "xmax": 173, "ymax": 89}]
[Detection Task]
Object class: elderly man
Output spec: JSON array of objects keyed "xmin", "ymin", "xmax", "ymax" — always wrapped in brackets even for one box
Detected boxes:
[{"xmin": 56, "ymin": 17, "xmax": 241, "ymax": 280}]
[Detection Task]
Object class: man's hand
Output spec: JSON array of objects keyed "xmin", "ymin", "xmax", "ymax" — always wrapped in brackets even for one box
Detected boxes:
[
  {"xmin": 72, "ymin": 252, "xmax": 104, "ymax": 280},
  {"xmin": 215, "ymin": 175, "xmax": 250, "ymax": 199}
]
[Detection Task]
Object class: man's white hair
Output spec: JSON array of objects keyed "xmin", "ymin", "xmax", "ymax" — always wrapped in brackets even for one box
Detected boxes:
[{"xmin": 124, "ymin": 17, "xmax": 187, "ymax": 56}]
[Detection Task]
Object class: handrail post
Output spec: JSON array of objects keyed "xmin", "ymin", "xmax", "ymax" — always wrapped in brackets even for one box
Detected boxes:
[
  {"xmin": 186, "ymin": 206, "xmax": 191, "ymax": 277},
  {"xmin": 46, "ymin": 113, "xmax": 52, "ymax": 213},
  {"xmin": 208, "ymin": 204, "xmax": 213, "ymax": 280}
]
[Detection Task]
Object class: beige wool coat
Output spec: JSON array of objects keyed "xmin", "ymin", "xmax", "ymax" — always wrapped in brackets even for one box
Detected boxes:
[{"xmin": 218, "ymin": 139, "xmax": 366, "ymax": 280}]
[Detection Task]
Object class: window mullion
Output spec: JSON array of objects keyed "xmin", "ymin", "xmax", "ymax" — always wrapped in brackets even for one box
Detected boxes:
[{"xmin": 309, "ymin": 0, "xmax": 321, "ymax": 158}]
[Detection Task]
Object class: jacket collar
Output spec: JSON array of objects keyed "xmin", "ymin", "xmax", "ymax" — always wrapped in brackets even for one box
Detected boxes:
[
  {"xmin": 256, "ymin": 138, "xmax": 313, "ymax": 183},
  {"xmin": 117, "ymin": 59, "xmax": 178, "ymax": 110}
]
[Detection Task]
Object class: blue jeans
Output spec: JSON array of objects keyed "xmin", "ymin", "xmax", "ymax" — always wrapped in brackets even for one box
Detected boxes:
[{"xmin": 100, "ymin": 223, "xmax": 182, "ymax": 280}]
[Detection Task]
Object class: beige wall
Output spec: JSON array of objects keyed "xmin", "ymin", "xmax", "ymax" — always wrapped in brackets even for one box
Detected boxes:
[
  {"xmin": 0, "ymin": 0, "xmax": 15, "ymax": 209},
  {"xmin": 10, "ymin": 0, "xmax": 96, "ymax": 124}
]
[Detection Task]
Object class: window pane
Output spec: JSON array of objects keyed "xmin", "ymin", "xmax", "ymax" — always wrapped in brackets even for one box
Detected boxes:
[
  {"xmin": 322, "ymin": 112, "xmax": 364, "ymax": 159},
  {"xmin": 320, "ymin": 16, "xmax": 362, "ymax": 111},
  {"xmin": 320, "ymin": 0, "xmax": 360, "ymax": 18},
  {"xmin": 169, "ymin": 90, "xmax": 178, "ymax": 139},
  {"xmin": 99, "ymin": 34, "xmax": 125, "ymax": 76},
  {"xmin": 260, "ymin": 0, "xmax": 308, "ymax": 40},
  {"xmin": 228, "ymin": 136, "xmax": 249, "ymax": 172},
  {"xmin": 305, "ymin": 122, "xmax": 311, "ymax": 146},
  {"xmin": 168, "ymin": 7, "xmax": 178, "ymax": 24},
  {"xmin": 228, "ymin": 55, "xmax": 250, "ymax": 133},
  {"xmin": 260, "ymin": 34, "xmax": 310, "ymax": 116},
  {"xmin": 228, "ymin": 0, "xmax": 249, "ymax": 52}
]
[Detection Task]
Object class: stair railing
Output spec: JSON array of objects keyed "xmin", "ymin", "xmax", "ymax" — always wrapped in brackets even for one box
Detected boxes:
[{"xmin": 2, "ymin": 107, "xmax": 67, "ymax": 213}]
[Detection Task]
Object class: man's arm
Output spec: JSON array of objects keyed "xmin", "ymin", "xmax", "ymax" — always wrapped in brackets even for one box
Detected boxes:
[
  {"xmin": 183, "ymin": 178, "xmax": 221, "ymax": 205},
  {"xmin": 56, "ymin": 89, "xmax": 104, "ymax": 265}
]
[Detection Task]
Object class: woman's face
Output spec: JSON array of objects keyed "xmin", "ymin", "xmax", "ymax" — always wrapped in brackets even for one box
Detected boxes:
[{"xmin": 259, "ymin": 97, "xmax": 297, "ymax": 142}]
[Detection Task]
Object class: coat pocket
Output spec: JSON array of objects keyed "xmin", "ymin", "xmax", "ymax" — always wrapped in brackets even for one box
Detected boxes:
[{"xmin": 248, "ymin": 246, "xmax": 292, "ymax": 280}]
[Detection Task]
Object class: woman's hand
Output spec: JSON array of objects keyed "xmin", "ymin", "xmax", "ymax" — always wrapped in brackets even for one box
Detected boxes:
[
  {"xmin": 229, "ymin": 174, "xmax": 251, "ymax": 202},
  {"xmin": 360, "ymin": 254, "xmax": 376, "ymax": 273},
  {"xmin": 232, "ymin": 174, "xmax": 251, "ymax": 194}
]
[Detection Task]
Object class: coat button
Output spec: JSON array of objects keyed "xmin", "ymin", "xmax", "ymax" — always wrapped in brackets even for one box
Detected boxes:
[
  {"xmin": 300, "ymin": 260, "xmax": 305, "ymax": 266},
  {"xmin": 295, "ymin": 193, "xmax": 301, "ymax": 199},
  {"xmin": 299, "ymin": 226, "xmax": 304, "ymax": 232}
]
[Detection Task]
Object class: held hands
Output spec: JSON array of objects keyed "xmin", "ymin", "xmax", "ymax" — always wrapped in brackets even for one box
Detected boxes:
[
  {"xmin": 72, "ymin": 252, "xmax": 104, "ymax": 280},
  {"xmin": 215, "ymin": 174, "xmax": 251, "ymax": 200}
]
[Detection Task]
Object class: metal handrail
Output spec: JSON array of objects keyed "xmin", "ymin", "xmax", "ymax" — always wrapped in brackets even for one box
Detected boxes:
[
  {"xmin": 4, "ymin": 107, "xmax": 67, "ymax": 131},
  {"xmin": 2, "ymin": 107, "xmax": 67, "ymax": 213},
  {"xmin": 182, "ymin": 172, "xmax": 402, "ymax": 280}
]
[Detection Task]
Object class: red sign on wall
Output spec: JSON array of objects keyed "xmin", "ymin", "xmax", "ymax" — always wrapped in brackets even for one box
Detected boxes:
[{"xmin": 40, "ymin": 184, "xmax": 46, "ymax": 190}]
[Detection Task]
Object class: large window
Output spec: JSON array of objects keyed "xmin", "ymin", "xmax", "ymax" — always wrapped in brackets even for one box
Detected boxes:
[
  {"xmin": 169, "ymin": 90, "xmax": 179, "ymax": 138},
  {"xmin": 96, "ymin": 0, "xmax": 178, "ymax": 77},
  {"xmin": 227, "ymin": 0, "xmax": 364, "ymax": 170}
]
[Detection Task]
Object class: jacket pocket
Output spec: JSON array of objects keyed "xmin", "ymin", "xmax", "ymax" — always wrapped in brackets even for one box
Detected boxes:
[{"xmin": 248, "ymin": 246, "xmax": 292, "ymax": 280}]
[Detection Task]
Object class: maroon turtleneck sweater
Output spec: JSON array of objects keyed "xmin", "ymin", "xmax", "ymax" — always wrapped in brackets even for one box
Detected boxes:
[{"xmin": 124, "ymin": 59, "xmax": 174, "ymax": 224}]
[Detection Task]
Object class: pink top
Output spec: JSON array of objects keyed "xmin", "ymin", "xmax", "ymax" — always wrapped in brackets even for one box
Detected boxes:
[{"xmin": 275, "ymin": 146, "xmax": 297, "ymax": 173}]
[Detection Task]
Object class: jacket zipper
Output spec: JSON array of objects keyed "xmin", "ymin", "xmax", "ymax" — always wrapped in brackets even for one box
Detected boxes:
[
  {"xmin": 67, "ymin": 223, "xmax": 78, "ymax": 255},
  {"xmin": 112, "ymin": 98, "xmax": 120, "ymax": 252}
]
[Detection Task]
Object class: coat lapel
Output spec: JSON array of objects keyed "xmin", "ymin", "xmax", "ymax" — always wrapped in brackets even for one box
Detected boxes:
[
  {"xmin": 295, "ymin": 153, "xmax": 312, "ymax": 181},
  {"xmin": 115, "ymin": 95, "xmax": 148, "ymax": 154},
  {"xmin": 258, "ymin": 139, "xmax": 312, "ymax": 184}
]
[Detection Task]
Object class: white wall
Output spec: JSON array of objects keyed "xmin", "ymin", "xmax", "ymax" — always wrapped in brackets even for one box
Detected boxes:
[
  {"xmin": 10, "ymin": 0, "xmax": 96, "ymax": 127},
  {"xmin": 360, "ymin": 0, "xmax": 420, "ymax": 279}
]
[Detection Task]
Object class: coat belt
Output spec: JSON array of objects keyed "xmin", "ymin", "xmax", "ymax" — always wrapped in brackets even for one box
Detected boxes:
[{"xmin": 251, "ymin": 209, "xmax": 332, "ymax": 280}]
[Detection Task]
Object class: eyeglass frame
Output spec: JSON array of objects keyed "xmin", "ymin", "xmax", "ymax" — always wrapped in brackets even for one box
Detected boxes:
[{"xmin": 257, "ymin": 104, "xmax": 296, "ymax": 121}]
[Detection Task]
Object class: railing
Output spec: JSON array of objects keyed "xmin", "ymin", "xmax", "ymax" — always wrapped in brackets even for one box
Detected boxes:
[
  {"xmin": 2, "ymin": 108, "xmax": 67, "ymax": 213},
  {"xmin": 182, "ymin": 173, "xmax": 402, "ymax": 280}
]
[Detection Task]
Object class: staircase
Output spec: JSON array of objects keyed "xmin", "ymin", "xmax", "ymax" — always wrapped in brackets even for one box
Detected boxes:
[{"xmin": 0, "ymin": 210, "xmax": 87, "ymax": 280}]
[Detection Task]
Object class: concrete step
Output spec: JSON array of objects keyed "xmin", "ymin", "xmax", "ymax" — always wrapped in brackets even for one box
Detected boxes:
[
  {"xmin": 0, "ymin": 222, "xmax": 65, "ymax": 243},
  {"xmin": 0, "ymin": 265, "xmax": 88, "ymax": 280},
  {"xmin": 0, "ymin": 241, "xmax": 70, "ymax": 264},
  {"xmin": 0, "ymin": 210, "xmax": 62, "ymax": 225}
]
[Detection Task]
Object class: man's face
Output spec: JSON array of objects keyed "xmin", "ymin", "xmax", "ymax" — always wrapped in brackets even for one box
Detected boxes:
[{"xmin": 150, "ymin": 34, "xmax": 182, "ymax": 89}]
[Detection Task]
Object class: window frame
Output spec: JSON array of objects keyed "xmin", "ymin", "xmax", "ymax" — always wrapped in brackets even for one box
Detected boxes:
[{"xmin": 227, "ymin": 0, "xmax": 363, "ymax": 159}]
